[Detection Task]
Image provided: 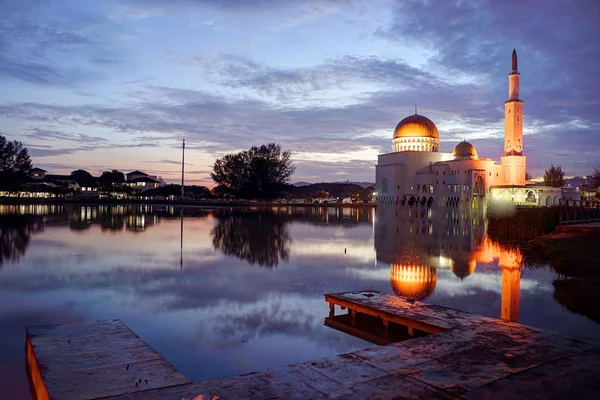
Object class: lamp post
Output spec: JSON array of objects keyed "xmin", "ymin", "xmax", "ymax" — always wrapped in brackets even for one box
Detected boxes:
[{"xmin": 181, "ymin": 138, "xmax": 185, "ymax": 199}]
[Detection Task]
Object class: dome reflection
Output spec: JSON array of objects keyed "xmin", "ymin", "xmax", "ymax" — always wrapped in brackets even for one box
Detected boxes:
[{"xmin": 390, "ymin": 263, "xmax": 437, "ymax": 301}]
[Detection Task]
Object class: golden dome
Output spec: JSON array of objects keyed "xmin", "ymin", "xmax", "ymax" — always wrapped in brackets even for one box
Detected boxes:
[
  {"xmin": 451, "ymin": 259, "xmax": 477, "ymax": 279},
  {"xmin": 452, "ymin": 141, "xmax": 478, "ymax": 160},
  {"xmin": 393, "ymin": 114, "xmax": 439, "ymax": 140},
  {"xmin": 390, "ymin": 264, "xmax": 437, "ymax": 301}
]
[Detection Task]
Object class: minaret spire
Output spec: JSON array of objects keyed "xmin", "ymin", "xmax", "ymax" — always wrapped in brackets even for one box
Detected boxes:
[
  {"xmin": 511, "ymin": 49, "xmax": 518, "ymax": 72},
  {"xmin": 501, "ymin": 48, "xmax": 526, "ymax": 187}
]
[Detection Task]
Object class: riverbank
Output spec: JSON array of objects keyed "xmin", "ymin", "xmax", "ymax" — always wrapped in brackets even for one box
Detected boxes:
[
  {"xmin": 529, "ymin": 228, "xmax": 600, "ymax": 279},
  {"xmin": 487, "ymin": 206, "xmax": 559, "ymax": 242},
  {"xmin": 487, "ymin": 208, "xmax": 600, "ymax": 324},
  {"xmin": 0, "ymin": 197, "xmax": 376, "ymax": 208},
  {"xmin": 528, "ymin": 227, "xmax": 600, "ymax": 324}
]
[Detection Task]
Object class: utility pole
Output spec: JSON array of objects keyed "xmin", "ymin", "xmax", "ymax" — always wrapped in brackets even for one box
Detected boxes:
[{"xmin": 181, "ymin": 138, "xmax": 185, "ymax": 199}]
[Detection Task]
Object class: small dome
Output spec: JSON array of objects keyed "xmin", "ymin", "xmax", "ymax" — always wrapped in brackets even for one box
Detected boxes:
[
  {"xmin": 393, "ymin": 114, "xmax": 439, "ymax": 140},
  {"xmin": 453, "ymin": 141, "xmax": 478, "ymax": 160},
  {"xmin": 451, "ymin": 259, "xmax": 477, "ymax": 279},
  {"xmin": 390, "ymin": 264, "xmax": 437, "ymax": 301}
]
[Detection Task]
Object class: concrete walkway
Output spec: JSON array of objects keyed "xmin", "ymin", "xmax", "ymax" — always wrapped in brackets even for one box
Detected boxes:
[{"xmin": 27, "ymin": 291, "xmax": 600, "ymax": 399}]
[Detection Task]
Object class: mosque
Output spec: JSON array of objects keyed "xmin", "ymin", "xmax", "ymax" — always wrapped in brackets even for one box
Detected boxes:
[{"xmin": 375, "ymin": 50, "xmax": 561, "ymax": 207}]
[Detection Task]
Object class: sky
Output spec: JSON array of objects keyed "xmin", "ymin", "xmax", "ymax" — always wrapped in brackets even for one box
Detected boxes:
[{"xmin": 1, "ymin": 0, "xmax": 598, "ymax": 186}]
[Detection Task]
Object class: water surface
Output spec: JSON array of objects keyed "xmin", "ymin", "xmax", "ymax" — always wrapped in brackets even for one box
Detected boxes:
[{"xmin": 1, "ymin": 203, "xmax": 598, "ymax": 399}]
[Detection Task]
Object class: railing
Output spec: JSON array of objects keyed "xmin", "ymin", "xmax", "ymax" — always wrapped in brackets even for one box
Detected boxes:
[{"xmin": 558, "ymin": 199, "xmax": 600, "ymax": 225}]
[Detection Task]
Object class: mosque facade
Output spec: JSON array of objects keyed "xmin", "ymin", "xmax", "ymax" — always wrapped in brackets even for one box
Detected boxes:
[{"xmin": 375, "ymin": 50, "xmax": 561, "ymax": 207}]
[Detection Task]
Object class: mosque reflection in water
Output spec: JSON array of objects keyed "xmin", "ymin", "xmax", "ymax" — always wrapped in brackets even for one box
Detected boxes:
[{"xmin": 375, "ymin": 198, "xmax": 522, "ymax": 323}]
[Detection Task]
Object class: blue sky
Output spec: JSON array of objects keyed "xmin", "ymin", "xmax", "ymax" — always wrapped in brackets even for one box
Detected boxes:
[{"xmin": 1, "ymin": 0, "xmax": 598, "ymax": 185}]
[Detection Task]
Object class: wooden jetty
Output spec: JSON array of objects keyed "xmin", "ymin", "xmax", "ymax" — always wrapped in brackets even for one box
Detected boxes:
[
  {"xmin": 27, "ymin": 291, "xmax": 600, "ymax": 399},
  {"xmin": 26, "ymin": 320, "xmax": 190, "ymax": 400}
]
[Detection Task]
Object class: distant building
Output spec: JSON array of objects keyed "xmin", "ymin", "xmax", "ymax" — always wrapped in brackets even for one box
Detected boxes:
[
  {"xmin": 22, "ymin": 170, "xmax": 97, "ymax": 196},
  {"xmin": 30, "ymin": 168, "xmax": 47, "ymax": 180},
  {"xmin": 126, "ymin": 170, "xmax": 150, "ymax": 181},
  {"xmin": 125, "ymin": 170, "xmax": 161, "ymax": 192},
  {"xmin": 375, "ymin": 50, "xmax": 558, "ymax": 207}
]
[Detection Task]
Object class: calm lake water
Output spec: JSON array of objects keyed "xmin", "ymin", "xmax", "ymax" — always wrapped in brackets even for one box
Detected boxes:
[{"xmin": 1, "ymin": 203, "xmax": 599, "ymax": 398}]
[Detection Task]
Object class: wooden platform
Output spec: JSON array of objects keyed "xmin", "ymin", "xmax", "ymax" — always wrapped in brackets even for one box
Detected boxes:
[
  {"xmin": 26, "ymin": 291, "xmax": 600, "ymax": 399},
  {"xmin": 325, "ymin": 290, "xmax": 480, "ymax": 336},
  {"xmin": 26, "ymin": 320, "xmax": 190, "ymax": 400}
]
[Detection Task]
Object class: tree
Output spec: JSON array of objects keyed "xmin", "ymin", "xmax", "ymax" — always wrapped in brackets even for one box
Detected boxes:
[
  {"xmin": 0, "ymin": 214, "xmax": 44, "ymax": 267},
  {"xmin": 99, "ymin": 170, "xmax": 125, "ymax": 188},
  {"xmin": 211, "ymin": 143, "xmax": 296, "ymax": 199},
  {"xmin": 186, "ymin": 185, "xmax": 213, "ymax": 199},
  {"xmin": 592, "ymin": 167, "xmax": 600, "ymax": 188},
  {"xmin": 525, "ymin": 171, "xmax": 533, "ymax": 181},
  {"xmin": 0, "ymin": 134, "xmax": 32, "ymax": 190},
  {"xmin": 211, "ymin": 210, "xmax": 291, "ymax": 267},
  {"xmin": 543, "ymin": 164, "xmax": 566, "ymax": 188},
  {"xmin": 71, "ymin": 169, "xmax": 96, "ymax": 187},
  {"xmin": 156, "ymin": 184, "xmax": 182, "ymax": 197}
]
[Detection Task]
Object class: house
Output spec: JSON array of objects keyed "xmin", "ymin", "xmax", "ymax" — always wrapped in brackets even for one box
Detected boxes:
[
  {"xmin": 30, "ymin": 168, "xmax": 47, "ymax": 180},
  {"xmin": 127, "ymin": 177, "xmax": 161, "ymax": 191},
  {"xmin": 44, "ymin": 174, "xmax": 98, "ymax": 194},
  {"xmin": 126, "ymin": 171, "xmax": 161, "ymax": 192},
  {"xmin": 42, "ymin": 174, "xmax": 78, "ymax": 190},
  {"xmin": 28, "ymin": 169, "xmax": 98, "ymax": 195},
  {"xmin": 126, "ymin": 170, "xmax": 150, "ymax": 181}
]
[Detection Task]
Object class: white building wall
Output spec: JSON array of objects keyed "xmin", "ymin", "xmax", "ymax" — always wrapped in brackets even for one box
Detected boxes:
[{"xmin": 376, "ymin": 151, "xmax": 450, "ymax": 205}]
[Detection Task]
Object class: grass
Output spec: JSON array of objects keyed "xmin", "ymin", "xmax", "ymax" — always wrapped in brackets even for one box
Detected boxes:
[{"xmin": 487, "ymin": 206, "xmax": 559, "ymax": 242}]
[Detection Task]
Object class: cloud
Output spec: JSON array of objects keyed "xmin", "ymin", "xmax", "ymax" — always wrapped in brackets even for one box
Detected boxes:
[
  {"xmin": 380, "ymin": 0, "xmax": 600, "ymax": 125},
  {"xmin": 116, "ymin": 0, "xmax": 355, "ymax": 16},
  {"xmin": 15, "ymin": 128, "xmax": 162, "ymax": 159},
  {"xmin": 144, "ymin": 159, "xmax": 193, "ymax": 166},
  {"xmin": 0, "ymin": 0, "xmax": 124, "ymax": 85},
  {"xmin": 25, "ymin": 128, "xmax": 110, "ymax": 143},
  {"xmin": 184, "ymin": 53, "xmax": 450, "ymax": 101},
  {"xmin": 0, "ymin": 0, "xmax": 598, "ymax": 181}
]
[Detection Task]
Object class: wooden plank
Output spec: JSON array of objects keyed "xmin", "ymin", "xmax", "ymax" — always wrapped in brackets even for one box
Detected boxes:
[
  {"xmin": 43, "ymin": 358, "xmax": 189, "ymax": 400},
  {"xmin": 31, "ymin": 332, "xmax": 142, "ymax": 357},
  {"xmin": 26, "ymin": 320, "xmax": 191, "ymax": 400},
  {"xmin": 26, "ymin": 335, "xmax": 49, "ymax": 400},
  {"xmin": 325, "ymin": 293, "xmax": 446, "ymax": 334},
  {"xmin": 326, "ymin": 290, "xmax": 483, "ymax": 331},
  {"xmin": 28, "ymin": 319, "xmax": 126, "ymax": 338}
]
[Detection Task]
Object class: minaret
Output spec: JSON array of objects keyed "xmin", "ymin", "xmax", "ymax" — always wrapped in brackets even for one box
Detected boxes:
[
  {"xmin": 505, "ymin": 49, "xmax": 523, "ymax": 155},
  {"xmin": 501, "ymin": 49, "xmax": 527, "ymax": 186}
]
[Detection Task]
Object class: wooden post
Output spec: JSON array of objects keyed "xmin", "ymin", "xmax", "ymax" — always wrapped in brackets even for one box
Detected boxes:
[
  {"xmin": 383, "ymin": 319, "xmax": 389, "ymax": 339},
  {"xmin": 558, "ymin": 203, "xmax": 563, "ymax": 225},
  {"xmin": 329, "ymin": 302, "xmax": 335, "ymax": 318},
  {"xmin": 408, "ymin": 326, "xmax": 414, "ymax": 336},
  {"xmin": 350, "ymin": 309, "xmax": 356, "ymax": 327}
]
